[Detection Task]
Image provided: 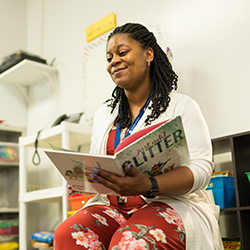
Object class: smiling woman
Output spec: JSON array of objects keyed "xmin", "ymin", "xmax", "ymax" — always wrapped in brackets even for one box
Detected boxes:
[
  {"xmin": 106, "ymin": 35, "xmax": 152, "ymax": 89},
  {"xmin": 106, "ymin": 34, "xmax": 153, "ymax": 122},
  {"xmin": 53, "ymin": 23, "xmax": 223, "ymax": 250}
]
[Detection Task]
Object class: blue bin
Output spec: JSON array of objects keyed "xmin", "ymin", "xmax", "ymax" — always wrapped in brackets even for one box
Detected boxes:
[{"xmin": 206, "ymin": 176, "xmax": 236, "ymax": 209}]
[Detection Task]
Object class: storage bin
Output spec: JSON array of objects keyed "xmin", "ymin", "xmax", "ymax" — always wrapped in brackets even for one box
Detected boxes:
[
  {"xmin": 67, "ymin": 194, "xmax": 95, "ymax": 211},
  {"xmin": 206, "ymin": 176, "xmax": 236, "ymax": 209}
]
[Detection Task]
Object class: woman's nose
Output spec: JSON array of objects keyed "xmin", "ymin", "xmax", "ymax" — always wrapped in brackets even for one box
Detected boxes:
[{"xmin": 111, "ymin": 55, "xmax": 121, "ymax": 65}]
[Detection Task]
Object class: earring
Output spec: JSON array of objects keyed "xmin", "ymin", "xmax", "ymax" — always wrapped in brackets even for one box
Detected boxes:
[{"xmin": 148, "ymin": 61, "xmax": 150, "ymax": 66}]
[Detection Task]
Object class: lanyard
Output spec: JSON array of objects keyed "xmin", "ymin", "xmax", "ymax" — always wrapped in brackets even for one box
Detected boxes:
[{"xmin": 114, "ymin": 92, "xmax": 153, "ymax": 151}]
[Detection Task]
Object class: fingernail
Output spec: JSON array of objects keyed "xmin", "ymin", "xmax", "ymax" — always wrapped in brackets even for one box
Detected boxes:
[
  {"xmin": 94, "ymin": 180, "xmax": 98, "ymax": 183},
  {"xmin": 89, "ymin": 173, "xmax": 94, "ymax": 178},
  {"xmin": 127, "ymin": 164, "xmax": 133, "ymax": 169},
  {"xmin": 92, "ymin": 168, "xmax": 98, "ymax": 173}
]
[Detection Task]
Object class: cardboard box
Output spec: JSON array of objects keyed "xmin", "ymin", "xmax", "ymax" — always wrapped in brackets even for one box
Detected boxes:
[{"xmin": 206, "ymin": 176, "xmax": 236, "ymax": 209}]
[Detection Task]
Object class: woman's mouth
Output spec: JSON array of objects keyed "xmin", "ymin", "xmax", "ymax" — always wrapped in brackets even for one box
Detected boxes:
[{"xmin": 113, "ymin": 67, "xmax": 126, "ymax": 75}]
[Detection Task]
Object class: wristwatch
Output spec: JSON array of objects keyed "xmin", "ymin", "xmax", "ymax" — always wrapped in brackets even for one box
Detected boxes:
[{"xmin": 143, "ymin": 177, "xmax": 159, "ymax": 198}]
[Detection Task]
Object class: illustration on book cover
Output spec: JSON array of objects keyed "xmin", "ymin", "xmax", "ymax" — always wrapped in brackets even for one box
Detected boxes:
[
  {"xmin": 117, "ymin": 117, "xmax": 189, "ymax": 177},
  {"xmin": 63, "ymin": 116, "xmax": 188, "ymax": 182},
  {"xmin": 65, "ymin": 159, "xmax": 100, "ymax": 183}
]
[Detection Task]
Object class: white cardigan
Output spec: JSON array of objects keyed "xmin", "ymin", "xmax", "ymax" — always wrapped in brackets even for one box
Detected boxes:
[{"xmin": 84, "ymin": 91, "xmax": 223, "ymax": 250}]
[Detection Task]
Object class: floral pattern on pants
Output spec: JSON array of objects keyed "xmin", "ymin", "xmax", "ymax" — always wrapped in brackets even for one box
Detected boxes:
[
  {"xmin": 55, "ymin": 203, "xmax": 186, "ymax": 250},
  {"xmin": 110, "ymin": 205, "xmax": 185, "ymax": 249}
]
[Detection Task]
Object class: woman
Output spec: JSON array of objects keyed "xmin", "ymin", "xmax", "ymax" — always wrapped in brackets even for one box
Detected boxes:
[{"xmin": 54, "ymin": 23, "xmax": 223, "ymax": 250}]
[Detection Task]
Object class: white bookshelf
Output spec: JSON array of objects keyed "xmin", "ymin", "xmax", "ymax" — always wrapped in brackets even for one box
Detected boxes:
[
  {"xmin": 0, "ymin": 125, "xmax": 25, "ymax": 248},
  {"xmin": 0, "ymin": 208, "xmax": 19, "ymax": 213},
  {"xmin": 18, "ymin": 121, "xmax": 92, "ymax": 250},
  {"xmin": 0, "ymin": 161, "xmax": 19, "ymax": 167}
]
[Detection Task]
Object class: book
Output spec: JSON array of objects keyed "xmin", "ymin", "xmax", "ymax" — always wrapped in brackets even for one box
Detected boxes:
[
  {"xmin": 222, "ymin": 237, "xmax": 241, "ymax": 250},
  {"xmin": 44, "ymin": 116, "xmax": 190, "ymax": 195}
]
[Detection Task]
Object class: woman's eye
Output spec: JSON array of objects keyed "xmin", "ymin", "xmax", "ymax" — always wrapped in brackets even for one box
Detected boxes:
[
  {"xmin": 119, "ymin": 51, "xmax": 128, "ymax": 56},
  {"xmin": 107, "ymin": 57, "xmax": 112, "ymax": 63}
]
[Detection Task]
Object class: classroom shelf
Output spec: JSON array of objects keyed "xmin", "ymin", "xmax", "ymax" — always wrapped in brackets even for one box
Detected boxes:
[
  {"xmin": 18, "ymin": 121, "xmax": 92, "ymax": 250},
  {"xmin": 212, "ymin": 131, "xmax": 250, "ymax": 250},
  {"xmin": 21, "ymin": 186, "xmax": 65, "ymax": 203},
  {"xmin": 0, "ymin": 125, "xmax": 25, "ymax": 248}
]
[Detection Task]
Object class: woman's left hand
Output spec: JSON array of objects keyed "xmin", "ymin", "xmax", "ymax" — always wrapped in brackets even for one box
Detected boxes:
[{"xmin": 91, "ymin": 165, "xmax": 151, "ymax": 196}]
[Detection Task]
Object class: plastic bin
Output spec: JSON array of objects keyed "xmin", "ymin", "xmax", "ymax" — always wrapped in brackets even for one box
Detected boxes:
[
  {"xmin": 206, "ymin": 176, "xmax": 236, "ymax": 209},
  {"xmin": 67, "ymin": 194, "xmax": 95, "ymax": 211}
]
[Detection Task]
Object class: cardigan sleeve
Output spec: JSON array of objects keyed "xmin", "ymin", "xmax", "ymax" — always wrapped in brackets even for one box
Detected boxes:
[{"xmin": 170, "ymin": 93, "xmax": 214, "ymax": 193}]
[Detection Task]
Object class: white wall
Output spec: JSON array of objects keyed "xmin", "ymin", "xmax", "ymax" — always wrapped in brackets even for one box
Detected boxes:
[
  {"xmin": 163, "ymin": 0, "xmax": 250, "ymax": 139},
  {"xmin": 0, "ymin": 0, "xmax": 27, "ymax": 128},
  {"xmin": 2, "ymin": 0, "xmax": 250, "ymax": 138},
  {"xmin": 23, "ymin": 0, "xmax": 250, "ymax": 138}
]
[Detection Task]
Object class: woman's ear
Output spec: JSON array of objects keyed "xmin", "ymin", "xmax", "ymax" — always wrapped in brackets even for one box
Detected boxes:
[{"xmin": 146, "ymin": 47, "xmax": 154, "ymax": 64}]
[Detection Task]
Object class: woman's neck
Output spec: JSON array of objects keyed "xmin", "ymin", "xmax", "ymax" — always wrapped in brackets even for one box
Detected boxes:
[{"xmin": 125, "ymin": 83, "xmax": 152, "ymax": 121}]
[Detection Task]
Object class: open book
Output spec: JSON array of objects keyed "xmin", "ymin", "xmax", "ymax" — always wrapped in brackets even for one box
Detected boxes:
[{"xmin": 44, "ymin": 116, "xmax": 190, "ymax": 195}]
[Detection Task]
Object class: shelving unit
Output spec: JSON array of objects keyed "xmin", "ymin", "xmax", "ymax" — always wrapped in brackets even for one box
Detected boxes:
[
  {"xmin": 212, "ymin": 131, "xmax": 250, "ymax": 249},
  {"xmin": 0, "ymin": 124, "xmax": 25, "ymax": 247},
  {"xmin": 0, "ymin": 59, "xmax": 57, "ymax": 104},
  {"xmin": 19, "ymin": 121, "xmax": 92, "ymax": 250}
]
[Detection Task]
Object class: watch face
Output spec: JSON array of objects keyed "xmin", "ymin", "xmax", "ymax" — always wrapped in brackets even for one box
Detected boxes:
[
  {"xmin": 146, "ymin": 189, "xmax": 159, "ymax": 198},
  {"xmin": 150, "ymin": 191, "xmax": 158, "ymax": 198}
]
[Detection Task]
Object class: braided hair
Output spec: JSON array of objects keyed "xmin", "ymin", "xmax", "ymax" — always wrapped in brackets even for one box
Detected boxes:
[{"xmin": 106, "ymin": 23, "xmax": 178, "ymax": 128}]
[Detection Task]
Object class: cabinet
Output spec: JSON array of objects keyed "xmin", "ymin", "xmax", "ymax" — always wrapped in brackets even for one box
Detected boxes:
[
  {"xmin": 0, "ymin": 125, "xmax": 25, "ymax": 247},
  {"xmin": 212, "ymin": 131, "xmax": 250, "ymax": 249},
  {"xmin": 19, "ymin": 121, "xmax": 92, "ymax": 250}
]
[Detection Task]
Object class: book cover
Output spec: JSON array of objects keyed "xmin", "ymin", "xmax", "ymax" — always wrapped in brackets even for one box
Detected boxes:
[{"xmin": 44, "ymin": 116, "xmax": 190, "ymax": 195}]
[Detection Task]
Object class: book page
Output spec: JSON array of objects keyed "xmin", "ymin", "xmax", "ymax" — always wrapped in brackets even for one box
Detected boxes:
[{"xmin": 44, "ymin": 150, "xmax": 124, "ymax": 195}]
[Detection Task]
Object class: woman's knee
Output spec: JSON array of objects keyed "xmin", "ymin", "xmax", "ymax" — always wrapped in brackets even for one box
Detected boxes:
[
  {"xmin": 109, "ymin": 202, "xmax": 186, "ymax": 250},
  {"xmin": 54, "ymin": 206, "xmax": 126, "ymax": 250}
]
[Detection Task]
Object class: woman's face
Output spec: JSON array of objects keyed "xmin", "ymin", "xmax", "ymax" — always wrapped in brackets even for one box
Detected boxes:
[{"xmin": 106, "ymin": 34, "xmax": 152, "ymax": 91}]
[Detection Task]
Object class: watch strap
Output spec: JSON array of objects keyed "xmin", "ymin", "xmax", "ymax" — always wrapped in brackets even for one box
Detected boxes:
[{"xmin": 143, "ymin": 177, "xmax": 159, "ymax": 198}]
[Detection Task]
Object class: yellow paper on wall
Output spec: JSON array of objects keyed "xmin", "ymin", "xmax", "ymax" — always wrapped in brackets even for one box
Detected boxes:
[{"xmin": 86, "ymin": 13, "xmax": 116, "ymax": 42}]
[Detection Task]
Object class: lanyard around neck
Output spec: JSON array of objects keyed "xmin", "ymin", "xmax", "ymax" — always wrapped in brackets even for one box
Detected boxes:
[{"xmin": 114, "ymin": 92, "xmax": 153, "ymax": 151}]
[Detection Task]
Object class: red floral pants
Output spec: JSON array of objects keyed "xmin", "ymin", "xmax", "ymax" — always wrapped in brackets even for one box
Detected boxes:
[{"xmin": 54, "ymin": 196, "xmax": 186, "ymax": 250}]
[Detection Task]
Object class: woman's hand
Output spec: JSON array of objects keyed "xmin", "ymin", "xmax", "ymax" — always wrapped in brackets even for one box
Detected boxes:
[
  {"xmin": 91, "ymin": 164, "xmax": 194, "ymax": 197},
  {"xmin": 91, "ymin": 165, "xmax": 152, "ymax": 196}
]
